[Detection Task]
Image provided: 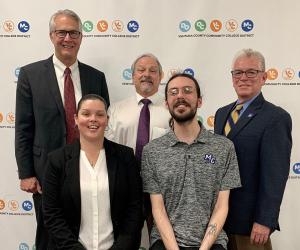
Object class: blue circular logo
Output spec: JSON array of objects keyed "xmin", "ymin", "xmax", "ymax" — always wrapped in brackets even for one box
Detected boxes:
[
  {"xmin": 241, "ymin": 19, "xmax": 254, "ymax": 32},
  {"xmin": 293, "ymin": 163, "xmax": 300, "ymax": 174},
  {"xmin": 179, "ymin": 20, "xmax": 191, "ymax": 32},
  {"xmin": 298, "ymin": 71, "xmax": 300, "ymax": 78},
  {"xmin": 18, "ymin": 21, "xmax": 30, "ymax": 33},
  {"xmin": 123, "ymin": 68, "xmax": 132, "ymax": 80},
  {"xmin": 183, "ymin": 68, "xmax": 194, "ymax": 76},
  {"xmin": 15, "ymin": 67, "xmax": 20, "ymax": 78},
  {"xmin": 22, "ymin": 200, "xmax": 33, "ymax": 211},
  {"xmin": 127, "ymin": 20, "xmax": 139, "ymax": 32},
  {"xmin": 19, "ymin": 243, "xmax": 29, "ymax": 250}
]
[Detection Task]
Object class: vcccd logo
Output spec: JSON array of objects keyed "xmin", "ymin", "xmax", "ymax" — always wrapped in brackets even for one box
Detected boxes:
[
  {"xmin": 19, "ymin": 243, "xmax": 29, "ymax": 250},
  {"xmin": 293, "ymin": 163, "xmax": 300, "ymax": 174},
  {"xmin": 241, "ymin": 19, "xmax": 254, "ymax": 32},
  {"xmin": 18, "ymin": 21, "xmax": 30, "ymax": 33},
  {"xmin": 127, "ymin": 20, "xmax": 139, "ymax": 33},
  {"xmin": 179, "ymin": 20, "xmax": 191, "ymax": 32},
  {"xmin": 123, "ymin": 68, "xmax": 132, "ymax": 80},
  {"xmin": 22, "ymin": 200, "xmax": 33, "ymax": 211},
  {"xmin": 83, "ymin": 21, "xmax": 93, "ymax": 32},
  {"xmin": 183, "ymin": 68, "xmax": 195, "ymax": 76}
]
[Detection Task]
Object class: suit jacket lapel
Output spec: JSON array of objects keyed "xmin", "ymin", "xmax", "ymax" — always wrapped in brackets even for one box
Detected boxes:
[
  {"xmin": 45, "ymin": 56, "xmax": 65, "ymax": 120},
  {"xmin": 104, "ymin": 139, "xmax": 117, "ymax": 208},
  {"xmin": 65, "ymin": 140, "xmax": 81, "ymax": 219},
  {"xmin": 216, "ymin": 102, "xmax": 236, "ymax": 135},
  {"xmin": 78, "ymin": 61, "xmax": 89, "ymax": 95},
  {"xmin": 228, "ymin": 93, "xmax": 265, "ymax": 140}
]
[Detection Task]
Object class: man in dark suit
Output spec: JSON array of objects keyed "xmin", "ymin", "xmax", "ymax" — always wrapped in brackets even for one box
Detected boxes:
[
  {"xmin": 15, "ymin": 9, "xmax": 109, "ymax": 250},
  {"xmin": 214, "ymin": 49, "xmax": 292, "ymax": 250}
]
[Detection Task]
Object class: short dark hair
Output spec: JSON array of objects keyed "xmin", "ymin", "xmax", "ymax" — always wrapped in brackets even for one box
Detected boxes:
[
  {"xmin": 76, "ymin": 94, "xmax": 107, "ymax": 114},
  {"xmin": 165, "ymin": 73, "xmax": 201, "ymax": 100}
]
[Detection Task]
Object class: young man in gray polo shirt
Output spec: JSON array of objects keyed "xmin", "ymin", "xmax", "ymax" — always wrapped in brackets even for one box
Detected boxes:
[{"xmin": 141, "ymin": 73, "xmax": 241, "ymax": 250}]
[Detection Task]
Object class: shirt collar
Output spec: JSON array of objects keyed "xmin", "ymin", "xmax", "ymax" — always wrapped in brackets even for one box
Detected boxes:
[
  {"xmin": 164, "ymin": 122, "xmax": 210, "ymax": 147},
  {"xmin": 52, "ymin": 54, "xmax": 79, "ymax": 77},
  {"xmin": 135, "ymin": 92, "xmax": 164, "ymax": 105}
]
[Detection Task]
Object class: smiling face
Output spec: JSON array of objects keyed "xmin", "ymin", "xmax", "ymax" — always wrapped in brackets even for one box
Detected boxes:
[
  {"xmin": 132, "ymin": 56, "xmax": 162, "ymax": 98},
  {"xmin": 232, "ymin": 55, "xmax": 267, "ymax": 102},
  {"xmin": 75, "ymin": 99, "xmax": 108, "ymax": 142},
  {"xmin": 166, "ymin": 76, "xmax": 202, "ymax": 123},
  {"xmin": 50, "ymin": 14, "xmax": 82, "ymax": 66}
]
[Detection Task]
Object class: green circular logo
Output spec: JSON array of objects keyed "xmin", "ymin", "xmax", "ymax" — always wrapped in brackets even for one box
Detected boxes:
[
  {"xmin": 195, "ymin": 19, "xmax": 206, "ymax": 32},
  {"xmin": 83, "ymin": 21, "xmax": 93, "ymax": 32}
]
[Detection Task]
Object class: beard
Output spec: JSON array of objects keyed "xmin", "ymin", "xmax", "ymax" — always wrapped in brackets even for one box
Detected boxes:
[{"xmin": 169, "ymin": 99, "xmax": 197, "ymax": 123}]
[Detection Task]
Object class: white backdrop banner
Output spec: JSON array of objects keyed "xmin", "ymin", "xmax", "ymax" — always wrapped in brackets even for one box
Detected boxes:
[{"xmin": 0, "ymin": 1, "xmax": 299, "ymax": 249}]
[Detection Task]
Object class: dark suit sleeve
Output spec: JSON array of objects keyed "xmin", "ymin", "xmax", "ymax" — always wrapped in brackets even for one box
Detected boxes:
[
  {"xmin": 80, "ymin": 63, "xmax": 110, "ymax": 107},
  {"xmin": 42, "ymin": 152, "xmax": 85, "ymax": 250},
  {"xmin": 100, "ymin": 73, "xmax": 110, "ymax": 107},
  {"xmin": 255, "ymin": 111, "xmax": 292, "ymax": 229},
  {"xmin": 15, "ymin": 66, "xmax": 36, "ymax": 179},
  {"xmin": 110, "ymin": 148, "xmax": 143, "ymax": 250}
]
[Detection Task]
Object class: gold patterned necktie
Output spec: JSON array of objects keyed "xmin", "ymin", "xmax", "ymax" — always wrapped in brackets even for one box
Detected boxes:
[{"xmin": 224, "ymin": 103, "xmax": 243, "ymax": 136}]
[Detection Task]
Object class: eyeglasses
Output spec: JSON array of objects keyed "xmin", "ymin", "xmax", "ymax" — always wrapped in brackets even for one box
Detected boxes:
[
  {"xmin": 54, "ymin": 30, "xmax": 81, "ymax": 39},
  {"xmin": 168, "ymin": 86, "xmax": 194, "ymax": 96},
  {"xmin": 231, "ymin": 69, "xmax": 264, "ymax": 79}
]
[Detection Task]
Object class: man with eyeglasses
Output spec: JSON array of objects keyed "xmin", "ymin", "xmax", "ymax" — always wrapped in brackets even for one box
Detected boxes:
[
  {"xmin": 15, "ymin": 9, "xmax": 109, "ymax": 250},
  {"xmin": 141, "ymin": 73, "xmax": 241, "ymax": 250},
  {"xmin": 214, "ymin": 49, "xmax": 292, "ymax": 250}
]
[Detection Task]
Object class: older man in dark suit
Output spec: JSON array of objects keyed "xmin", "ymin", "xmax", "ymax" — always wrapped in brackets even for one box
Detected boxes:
[
  {"xmin": 15, "ymin": 9, "xmax": 109, "ymax": 250},
  {"xmin": 214, "ymin": 49, "xmax": 292, "ymax": 250}
]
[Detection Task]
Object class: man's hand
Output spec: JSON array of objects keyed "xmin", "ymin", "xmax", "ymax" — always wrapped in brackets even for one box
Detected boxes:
[
  {"xmin": 250, "ymin": 222, "xmax": 271, "ymax": 245},
  {"xmin": 20, "ymin": 177, "xmax": 42, "ymax": 194}
]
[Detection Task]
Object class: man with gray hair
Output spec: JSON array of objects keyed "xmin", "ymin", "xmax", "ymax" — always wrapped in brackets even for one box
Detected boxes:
[
  {"xmin": 105, "ymin": 53, "xmax": 170, "ymax": 162},
  {"xmin": 105, "ymin": 53, "xmax": 170, "ymax": 241},
  {"xmin": 214, "ymin": 49, "xmax": 292, "ymax": 250},
  {"xmin": 15, "ymin": 9, "xmax": 109, "ymax": 249}
]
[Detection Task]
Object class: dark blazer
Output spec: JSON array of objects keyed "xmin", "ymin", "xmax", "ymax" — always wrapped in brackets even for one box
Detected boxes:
[
  {"xmin": 42, "ymin": 139, "xmax": 143, "ymax": 250},
  {"xmin": 15, "ymin": 56, "xmax": 110, "ymax": 183},
  {"xmin": 214, "ymin": 93, "xmax": 292, "ymax": 235}
]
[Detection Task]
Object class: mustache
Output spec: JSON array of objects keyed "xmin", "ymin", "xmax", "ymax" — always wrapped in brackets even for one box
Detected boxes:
[
  {"xmin": 141, "ymin": 76, "xmax": 153, "ymax": 83},
  {"xmin": 174, "ymin": 99, "xmax": 190, "ymax": 108}
]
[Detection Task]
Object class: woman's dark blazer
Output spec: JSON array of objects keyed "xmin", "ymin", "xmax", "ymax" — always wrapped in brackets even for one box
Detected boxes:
[{"xmin": 42, "ymin": 138, "xmax": 143, "ymax": 250}]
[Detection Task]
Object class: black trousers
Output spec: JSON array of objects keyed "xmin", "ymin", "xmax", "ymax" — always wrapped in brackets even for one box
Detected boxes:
[
  {"xmin": 33, "ymin": 193, "xmax": 49, "ymax": 250},
  {"xmin": 150, "ymin": 239, "xmax": 226, "ymax": 250}
]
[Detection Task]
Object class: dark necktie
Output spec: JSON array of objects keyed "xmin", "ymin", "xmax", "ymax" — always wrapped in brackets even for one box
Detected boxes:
[
  {"xmin": 135, "ymin": 98, "xmax": 151, "ymax": 162},
  {"xmin": 64, "ymin": 67, "xmax": 77, "ymax": 144},
  {"xmin": 224, "ymin": 103, "xmax": 243, "ymax": 136}
]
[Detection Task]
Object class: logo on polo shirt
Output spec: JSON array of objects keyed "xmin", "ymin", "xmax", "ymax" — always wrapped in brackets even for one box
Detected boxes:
[{"xmin": 204, "ymin": 154, "xmax": 216, "ymax": 164}]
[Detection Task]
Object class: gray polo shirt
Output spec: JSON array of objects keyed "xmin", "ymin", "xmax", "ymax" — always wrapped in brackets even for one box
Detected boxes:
[{"xmin": 141, "ymin": 126, "xmax": 241, "ymax": 248}]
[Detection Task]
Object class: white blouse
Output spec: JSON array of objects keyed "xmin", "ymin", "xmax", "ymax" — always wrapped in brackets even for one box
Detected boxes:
[{"xmin": 78, "ymin": 149, "xmax": 114, "ymax": 250}]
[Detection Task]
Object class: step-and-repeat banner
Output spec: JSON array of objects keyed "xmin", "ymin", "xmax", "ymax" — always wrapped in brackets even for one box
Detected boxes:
[{"xmin": 1, "ymin": 1, "xmax": 299, "ymax": 249}]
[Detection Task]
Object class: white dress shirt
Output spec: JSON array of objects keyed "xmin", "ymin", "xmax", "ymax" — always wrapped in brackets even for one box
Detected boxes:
[
  {"xmin": 78, "ymin": 149, "xmax": 114, "ymax": 250},
  {"xmin": 105, "ymin": 92, "xmax": 170, "ymax": 151},
  {"xmin": 52, "ymin": 55, "xmax": 82, "ymax": 105}
]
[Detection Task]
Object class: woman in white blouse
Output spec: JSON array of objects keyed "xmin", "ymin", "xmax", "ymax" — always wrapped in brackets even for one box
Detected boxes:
[{"xmin": 43, "ymin": 94, "xmax": 143, "ymax": 250}]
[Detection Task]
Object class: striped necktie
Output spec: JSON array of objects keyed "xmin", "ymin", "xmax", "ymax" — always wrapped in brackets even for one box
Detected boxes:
[{"xmin": 224, "ymin": 103, "xmax": 243, "ymax": 136}]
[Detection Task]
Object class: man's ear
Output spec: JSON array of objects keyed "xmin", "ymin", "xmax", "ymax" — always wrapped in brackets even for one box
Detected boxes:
[
  {"xmin": 165, "ymin": 100, "xmax": 169, "ymax": 110},
  {"xmin": 197, "ymin": 97, "xmax": 202, "ymax": 108}
]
